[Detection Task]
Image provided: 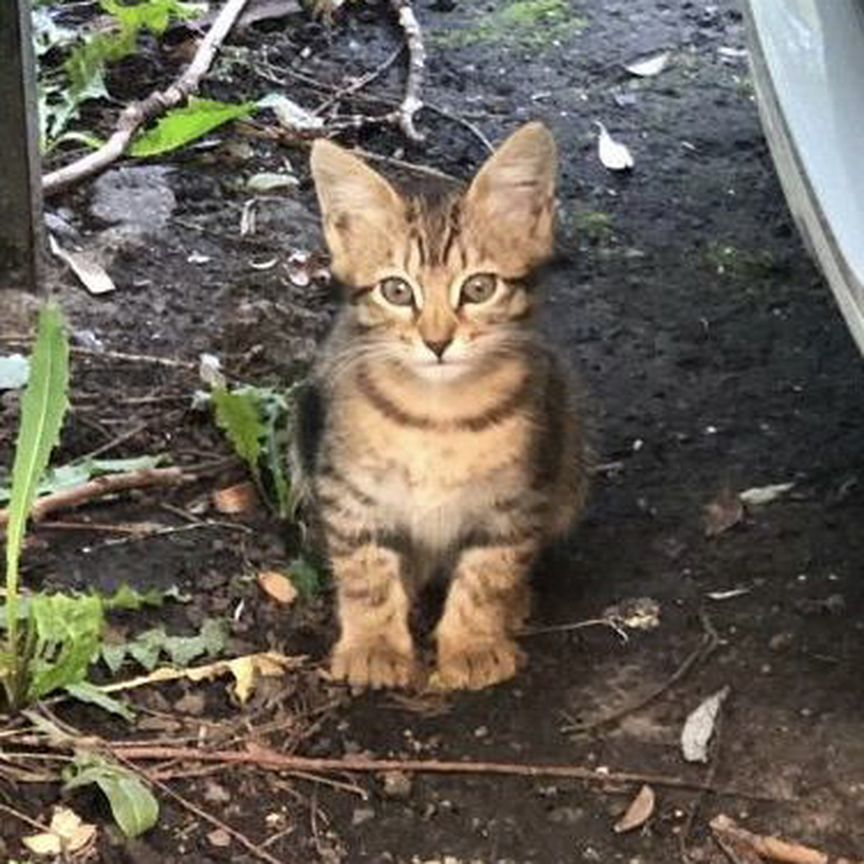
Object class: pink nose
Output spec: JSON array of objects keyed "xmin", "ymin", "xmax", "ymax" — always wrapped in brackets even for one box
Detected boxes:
[{"xmin": 424, "ymin": 338, "xmax": 452, "ymax": 359}]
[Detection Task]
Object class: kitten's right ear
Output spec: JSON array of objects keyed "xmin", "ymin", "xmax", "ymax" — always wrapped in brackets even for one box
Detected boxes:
[{"xmin": 310, "ymin": 140, "xmax": 406, "ymax": 286}]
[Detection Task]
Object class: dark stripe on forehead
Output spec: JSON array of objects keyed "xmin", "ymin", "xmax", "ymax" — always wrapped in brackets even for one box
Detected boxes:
[{"xmin": 356, "ymin": 364, "xmax": 535, "ymax": 432}]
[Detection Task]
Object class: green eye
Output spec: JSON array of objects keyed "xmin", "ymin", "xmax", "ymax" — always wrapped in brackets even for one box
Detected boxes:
[
  {"xmin": 379, "ymin": 277, "xmax": 414, "ymax": 307},
  {"xmin": 460, "ymin": 273, "xmax": 497, "ymax": 305}
]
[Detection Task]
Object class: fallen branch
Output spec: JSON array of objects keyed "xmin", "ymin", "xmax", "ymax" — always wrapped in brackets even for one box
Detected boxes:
[
  {"xmin": 108, "ymin": 743, "xmax": 784, "ymax": 801},
  {"xmin": 710, "ymin": 815, "xmax": 861, "ymax": 864},
  {"xmin": 0, "ymin": 468, "xmax": 190, "ymax": 527},
  {"xmin": 388, "ymin": 0, "xmax": 426, "ymax": 141},
  {"xmin": 42, "ymin": 0, "xmax": 251, "ymax": 196}
]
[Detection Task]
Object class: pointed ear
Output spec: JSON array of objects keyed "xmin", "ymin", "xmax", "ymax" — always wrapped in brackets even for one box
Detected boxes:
[
  {"xmin": 310, "ymin": 140, "xmax": 407, "ymax": 286},
  {"xmin": 463, "ymin": 122, "xmax": 558, "ymax": 277}
]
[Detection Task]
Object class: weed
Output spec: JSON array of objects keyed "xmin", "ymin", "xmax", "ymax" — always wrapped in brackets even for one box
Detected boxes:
[{"xmin": 433, "ymin": 0, "xmax": 588, "ymax": 50}]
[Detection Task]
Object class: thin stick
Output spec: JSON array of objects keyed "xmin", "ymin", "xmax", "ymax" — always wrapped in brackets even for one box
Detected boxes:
[
  {"xmin": 562, "ymin": 617, "xmax": 721, "ymax": 734},
  {"xmin": 43, "ymin": 0, "xmax": 252, "ymax": 196},
  {"xmin": 108, "ymin": 743, "xmax": 783, "ymax": 801},
  {"xmin": 71, "ymin": 346, "xmax": 198, "ymax": 371},
  {"xmin": 75, "ymin": 421, "xmax": 149, "ymax": 461},
  {"xmin": 709, "ymin": 815, "xmax": 861, "ymax": 864},
  {"xmin": 315, "ymin": 45, "xmax": 404, "ymax": 115},
  {"xmin": 520, "ymin": 617, "xmax": 628, "ymax": 641},
  {"xmin": 388, "ymin": 0, "xmax": 426, "ymax": 141},
  {"xmin": 0, "ymin": 467, "xmax": 190, "ymax": 527},
  {"xmin": 110, "ymin": 751, "xmax": 285, "ymax": 864},
  {"xmin": 0, "ymin": 801, "xmax": 52, "ymax": 833}
]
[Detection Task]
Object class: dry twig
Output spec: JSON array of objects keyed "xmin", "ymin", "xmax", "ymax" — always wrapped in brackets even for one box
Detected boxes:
[
  {"xmin": 42, "ymin": 0, "xmax": 251, "ymax": 196},
  {"xmin": 107, "ymin": 743, "xmax": 783, "ymax": 801},
  {"xmin": 0, "ymin": 467, "xmax": 190, "ymax": 528},
  {"xmin": 388, "ymin": 0, "xmax": 426, "ymax": 141},
  {"xmin": 710, "ymin": 814, "xmax": 862, "ymax": 864},
  {"xmin": 562, "ymin": 613, "xmax": 721, "ymax": 734}
]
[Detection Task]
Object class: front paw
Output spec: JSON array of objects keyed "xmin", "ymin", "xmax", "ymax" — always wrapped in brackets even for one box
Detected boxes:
[
  {"xmin": 431, "ymin": 636, "xmax": 525, "ymax": 691},
  {"xmin": 330, "ymin": 639, "xmax": 419, "ymax": 691}
]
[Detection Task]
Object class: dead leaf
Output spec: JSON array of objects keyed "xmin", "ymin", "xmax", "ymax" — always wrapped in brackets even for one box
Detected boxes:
[
  {"xmin": 596, "ymin": 122, "xmax": 634, "ymax": 171},
  {"xmin": 258, "ymin": 570, "xmax": 298, "ymax": 606},
  {"xmin": 625, "ymin": 52, "xmax": 669, "ymax": 77},
  {"xmin": 739, "ymin": 482, "xmax": 794, "ymax": 506},
  {"xmin": 704, "ymin": 488, "xmax": 744, "ymax": 537},
  {"xmin": 681, "ymin": 686, "xmax": 730, "ymax": 763},
  {"xmin": 100, "ymin": 651, "xmax": 304, "ymax": 704},
  {"xmin": 23, "ymin": 807, "xmax": 97, "ymax": 857},
  {"xmin": 49, "ymin": 235, "xmax": 116, "ymax": 295},
  {"xmin": 212, "ymin": 481, "xmax": 259, "ymax": 514},
  {"xmin": 613, "ymin": 784, "xmax": 655, "ymax": 833}
]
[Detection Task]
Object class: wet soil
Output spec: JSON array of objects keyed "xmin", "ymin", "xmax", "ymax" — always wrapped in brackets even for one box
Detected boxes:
[{"xmin": 2, "ymin": 0, "xmax": 864, "ymax": 861}]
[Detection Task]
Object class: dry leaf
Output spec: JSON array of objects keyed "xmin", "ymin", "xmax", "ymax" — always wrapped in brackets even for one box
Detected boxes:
[
  {"xmin": 625, "ymin": 52, "xmax": 669, "ymax": 77},
  {"xmin": 596, "ymin": 122, "xmax": 634, "ymax": 171},
  {"xmin": 212, "ymin": 481, "xmax": 258, "ymax": 514},
  {"xmin": 613, "ymin": 784, "xmax": 655, "ymax": 833},
  {"xmin": 23, "ymin": 807, "xmax": 97, "ymax": 856},
  {"xmin": 739, "ymin": 482, "xmax": 794, "ymax": 506},
  {"xmin": 704, "ymin": 488, "xmax": 744, "ymax": 537},
  {"xmin": 100, "ymin": 651, "xmax": 304, "ymax": 704},
  {"xmin": 49, "ymin": 235, "xmax": 116, "ymax": 295},
  {"xmin": 681, "ymin": 686, "xmax": 730, "ymax": 763},
  {"xmin": 258, "ymin": 570, "xmax": 298, "ymax": 606}
]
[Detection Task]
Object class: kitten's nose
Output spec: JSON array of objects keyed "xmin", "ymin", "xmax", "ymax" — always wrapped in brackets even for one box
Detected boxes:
[{"xmin": 424, "ymin": 338, "xmax": 452, "ymax": 360}]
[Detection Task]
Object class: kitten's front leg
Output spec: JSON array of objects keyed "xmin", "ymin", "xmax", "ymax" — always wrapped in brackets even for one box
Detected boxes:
[
  {"xmin": 328, "ymin": 542, "xmax": 418, "ymax": 690},
  {"xmin": 433, "ymin": 541, "xmax": 537, "ymax": 691}
]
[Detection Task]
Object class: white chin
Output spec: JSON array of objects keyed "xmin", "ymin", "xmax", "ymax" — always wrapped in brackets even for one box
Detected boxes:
[{"xmin": 413, "ymin": 361, "xmax": 468, "ymax": 381}]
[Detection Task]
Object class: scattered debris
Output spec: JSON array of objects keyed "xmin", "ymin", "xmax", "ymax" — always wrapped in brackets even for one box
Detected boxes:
[
  {"xmin": 258, "ymin": 93, "xmax": 325, "ymax": 132},
  {"xmin": 382, "ymin": 770, "xmax": 413, "ymax": 800},
  {"xmin": 603, "ymin": 596, "xmax": 661, "ymax": 631},
  {"xmin": 625, "ymin": 52, "xmax": 669, "ymax": 77},
  {"xmin": 739, "ymin": 482, "xmax": 795, "ymax": 506},
  {"xmin": 707, "ymin": 587, "xmax": 752, "ymax": 601},
  {"xmin": 709, "ymin": 814, "xmax": 859, "ymax": 864},
  {"xmin": 258, "ymin": 570, "xmax": 298, "ymax": 606},
  {"xmin": 681, "ymin": 686, "xmax": 730, "ymax": 763},
  {"xmin": 596, "ymin": 122, "xmax": 634, "ymax": 171},
  {"xmin": 207, "ymin": 827, "xmax": 233, "ymax": 847},
  {"xmin": 246, "ymin": 171, "xmax": 299, "ymax": 192},
  {"xmin": 704, "ymin": 488, "xmax": 744, "ymax": 537},
  {"xmin": 49, "ymin": 235, "xmax": 116, "ymax": 295},
  {"xmin": 613, "ymin": 784, "xmax": 655, "ymax": 834},
  {"xmin": 23, "ymin": 807, "xmax": 97, "ymax": 857}
]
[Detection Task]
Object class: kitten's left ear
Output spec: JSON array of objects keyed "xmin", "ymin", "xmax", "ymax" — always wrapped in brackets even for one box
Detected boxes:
[{"xmin": 463, "ymin": 122, "xmax": 558, "ymax": 277}]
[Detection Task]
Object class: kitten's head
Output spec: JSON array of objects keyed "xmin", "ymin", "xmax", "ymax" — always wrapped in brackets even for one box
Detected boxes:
[{"xmin": 310, "ymin": 122, "xmax": 557, "ymax": 381}]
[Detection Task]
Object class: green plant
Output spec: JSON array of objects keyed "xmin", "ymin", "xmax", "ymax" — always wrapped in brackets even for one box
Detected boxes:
[
  {"xmin": 1, "ymin": 304, "xmax": 70, "ymax": 707},
  {"xmin": 35, "ymin": 0, "xmax": 203, "ymax": 151},
  {"xmin": 212, "ymin": 384, "xmax": 293, "ymax": 517}
]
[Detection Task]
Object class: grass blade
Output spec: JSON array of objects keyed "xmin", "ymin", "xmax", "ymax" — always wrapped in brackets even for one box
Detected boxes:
[{"xmin": 3, "ymin": 305, "xmax": 70, "ymax": 705}]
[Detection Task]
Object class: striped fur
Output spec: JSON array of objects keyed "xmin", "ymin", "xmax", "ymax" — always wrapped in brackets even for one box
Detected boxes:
[{"xmin": 295, "ymin": 123, "xmax": 588, "ymax": 691}]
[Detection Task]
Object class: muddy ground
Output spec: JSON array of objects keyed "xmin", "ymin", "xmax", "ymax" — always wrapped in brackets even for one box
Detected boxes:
[{"xmin": 2, "ymin": 0, "xmax": 864, "ymax": 861}]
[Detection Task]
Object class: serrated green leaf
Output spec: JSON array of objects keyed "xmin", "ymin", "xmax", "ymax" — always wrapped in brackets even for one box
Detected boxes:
[
  {"xmin": 4, "ymin": 305, "xmax": 70, "ymax": 704},
  {"xmin": 289, "ymin": 557, "xmax": 323, "ymax": 598},
  {"xmin": 28, "ymin": 594, "xmax": 104, "ymax": 698},
  {"xmin": 102, "ymin": 582, "xmax": 184, "ymax": 612},
  {"xmin": 65, "ymin": 755, "xmax": 159, "ymax": 838},
  {"xmin": 107, "ymin": 618, "xmax": 227, "ymax": 673},
  {"xmin": 65, "ymin": 680, "xmax": 135, "ymax": 721},
  {"xmin": 101, "ymin": 641, "xmax": 128, "ymax": 675},
  {"xmin": 212, "ymin": 385, "xmax": 265, "ymax": 480},
  {"xmin": 130, "ymin": 99, "xmax": 257, "ymax": 158}
]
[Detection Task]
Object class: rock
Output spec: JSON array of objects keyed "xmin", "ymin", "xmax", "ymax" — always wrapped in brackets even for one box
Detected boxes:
[
  {"xmin": 352, "ymin": 807, "xmax": 376, "ymax": 826},
  {"xmin": 90, "ymin": 166, "xmax": 176, "ymax": 237},
  {"xmin": 382, "ymin": 770, "xmax": 412, "ymax": 800}
]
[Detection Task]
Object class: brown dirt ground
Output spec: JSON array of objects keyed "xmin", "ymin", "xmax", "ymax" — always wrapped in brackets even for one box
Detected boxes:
[{"xmin": 2, "ymin": 0, "xmax": 864, "ymax": 861}]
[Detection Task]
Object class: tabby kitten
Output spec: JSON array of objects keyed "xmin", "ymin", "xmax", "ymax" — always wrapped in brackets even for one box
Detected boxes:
[{"xmin": 294, "ymin": 122, "xmax": 588, "ymax": 691}]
